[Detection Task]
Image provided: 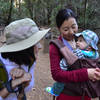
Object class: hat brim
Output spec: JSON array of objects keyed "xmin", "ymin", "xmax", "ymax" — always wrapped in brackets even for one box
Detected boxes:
[{"xmin": 0, "ymin": 28, "xmax": 50, "ymax": 52}]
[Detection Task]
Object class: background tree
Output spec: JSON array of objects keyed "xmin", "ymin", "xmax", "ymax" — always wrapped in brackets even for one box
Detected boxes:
[
  {"xmin": 0, "ymin": 0, "xmax": 100, "ymax": 33},
  {"xmin": 6, "ymin": 0, "xmax": 14, "ymax": 25}
]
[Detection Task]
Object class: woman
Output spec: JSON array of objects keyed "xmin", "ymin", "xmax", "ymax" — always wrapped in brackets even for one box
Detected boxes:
[
  {"xmin": 49, "ymin": 8, "xmax": 100, "ymax": 100},
  {"xmin": 0, "ymin": 18, "xmax": 50, "ymax": 100}
]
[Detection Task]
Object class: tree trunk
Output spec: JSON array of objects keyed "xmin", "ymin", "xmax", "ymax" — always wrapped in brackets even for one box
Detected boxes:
[
  {"xmin": 18, "ymin": 0, "xmax": 21, "ymax": 17},
  {"xmin": 25, "ymin": 0, "xmax": 33, "ymax": 20},
  {"xmin": 84, "ymin": 0, "xmax": 88, "ymax": 29},
  {"xmin": 6, "ymin": 0, "xmax": 13, "ymax": 25}
]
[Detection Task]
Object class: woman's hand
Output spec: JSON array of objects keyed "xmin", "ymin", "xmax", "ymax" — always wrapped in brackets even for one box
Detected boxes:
[
  {"xmin": 87, "ymin": 68, "xmax": 100, "ymax": 81},
  {"xmin": 0, "ymin": 73, "xmax": 31, "ymax": 99},
  {"xmin": 94, "ymin": 68, "xmax": 100, "ymax": 80},
  {"xmin": 10, "ymin": 68, "xmax": 24, "ymax": 80},
  {"xmin": 10, "ymin": 68, "xmax": 31, "ymax": 88},
  {"xmin": 12, "ymin": 73, "xmax": 32, "ymax": 88}
]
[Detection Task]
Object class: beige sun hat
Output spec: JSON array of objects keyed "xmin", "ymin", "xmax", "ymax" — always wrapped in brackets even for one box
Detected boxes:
[{"xmin": 0, "ymin": 18, "xmax": 50, "ymax": 52}]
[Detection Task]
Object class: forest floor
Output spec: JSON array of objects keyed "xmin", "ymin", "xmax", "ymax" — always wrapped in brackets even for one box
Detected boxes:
[{"xmin": 26, "ymin": 39, "xmax": 55, "ymax": 100}]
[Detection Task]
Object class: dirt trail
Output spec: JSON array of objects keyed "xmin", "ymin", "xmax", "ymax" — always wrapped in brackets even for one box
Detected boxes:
[{"xmin": 27, "ymin": 40, "xmax": 55, "ymax": 100}]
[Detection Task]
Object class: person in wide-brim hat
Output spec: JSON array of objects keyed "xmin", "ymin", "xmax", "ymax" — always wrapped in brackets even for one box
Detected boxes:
[
  {"xmin": 0, "ymin": 18, "xmax": 50, "ymax": 52},
  {"xmin": 0, "ymin": 18, "xmax": 50, "ymax": 100}
]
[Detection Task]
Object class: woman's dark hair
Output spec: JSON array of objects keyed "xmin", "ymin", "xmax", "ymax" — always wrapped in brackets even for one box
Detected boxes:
[
  {"xmin": 1, "ymin": 46, "xmax": 36, "ymax": 66},
  {"xmin": 56, "ymin": 8, "xmax": 77, "ymax": 28}
]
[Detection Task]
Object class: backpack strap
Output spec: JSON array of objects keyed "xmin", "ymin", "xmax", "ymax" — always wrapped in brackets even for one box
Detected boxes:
[
  {"xmin": 50, "ymin": 39, "xmax": 65, "ymax": 49},
  {"xmin": 50, "ymin": 39, "xmax": 78, "ymax": 65}
]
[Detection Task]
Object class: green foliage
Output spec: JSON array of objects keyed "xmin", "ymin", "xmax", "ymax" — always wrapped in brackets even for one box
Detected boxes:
[
  {"xmin": 0, "ymin": 1, "xmax": 11, "ymax": 24},
  {"xmin": 77, "ymin": 0, "xmax": 100, "ymax": 33},
  {"xmin": 11, "ymin": 4, "xmax": 30, "ymax": 21},
  {"xmin": 0, "ymin": 0, "xmax": 100, "ymax": 33},
  {"xmin": 0, "ymin": 0, "xmax": 31, "ymax": 25},
  {"xmin": 50, "ymin": 4, "xmax": 63, "ymax": 27}
]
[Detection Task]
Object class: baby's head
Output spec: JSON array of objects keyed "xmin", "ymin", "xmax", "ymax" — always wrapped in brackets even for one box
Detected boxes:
[{"xmin": 75, "ymin": 30, "xmax": 99, "ymax": 51}]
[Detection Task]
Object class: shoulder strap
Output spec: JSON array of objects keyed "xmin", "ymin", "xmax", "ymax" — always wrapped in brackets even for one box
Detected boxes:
[
  {"xmin": 50, "ymin": 39, "xmax": 65, "ymax": 49},
  {"xmin": 50, "ymin": 39, "xmax": 78, "ymax": 65},
  {"xmin": 0, "ymin": 59, "xmax": 8, "ymax": 90}
]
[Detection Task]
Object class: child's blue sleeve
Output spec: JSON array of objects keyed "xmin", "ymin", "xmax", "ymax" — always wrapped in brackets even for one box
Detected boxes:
[
  {"xmin": 81, "ymin": 50, "xmax": 95, "ymax": 58},
  {"xmin": 73, "ymin": 49, "xmax": 84, "ymax": 58}
]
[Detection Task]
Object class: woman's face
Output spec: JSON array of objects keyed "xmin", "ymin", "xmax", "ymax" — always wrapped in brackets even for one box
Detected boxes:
[{"xmin": 59, "ymin": 17, "xmax": 78, "ymax": 41}]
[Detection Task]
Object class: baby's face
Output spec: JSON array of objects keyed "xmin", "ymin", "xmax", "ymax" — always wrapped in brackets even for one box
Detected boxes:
[{"xmin": 76, "ymin": 36, "xmax": 88, "ymax": 50}]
